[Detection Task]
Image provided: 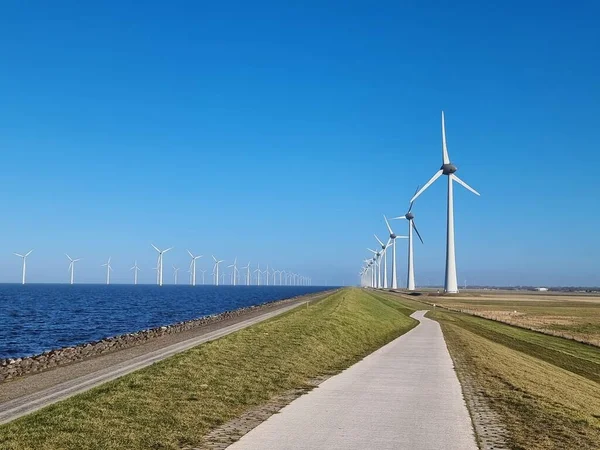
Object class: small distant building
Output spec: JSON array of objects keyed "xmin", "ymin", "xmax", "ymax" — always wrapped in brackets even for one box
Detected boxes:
[{"xmin": 535, "ymin": 287, "xmax": 549, "ymax": 292}]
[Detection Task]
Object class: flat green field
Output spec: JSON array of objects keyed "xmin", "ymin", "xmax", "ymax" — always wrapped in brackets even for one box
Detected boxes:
[
  {"xmin": 409, "ymin": 290, "xmax": 600, "ymax": 347},
  {"xmin": 380, "ymin": 290, "xmax": 600, "ymax": 449},
  {"xmin": 0, "ymin": 288, "xmax": 417, "ymax": 450}
]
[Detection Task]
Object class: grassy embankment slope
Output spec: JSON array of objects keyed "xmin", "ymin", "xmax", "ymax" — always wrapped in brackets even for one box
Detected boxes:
[
  {"xmin": 376, "ymin": 291, "xmax": 600, "ymax": 450},
  {"xmin": 0, "ymin": 288, "xmax": 417, "ymax": 450}
]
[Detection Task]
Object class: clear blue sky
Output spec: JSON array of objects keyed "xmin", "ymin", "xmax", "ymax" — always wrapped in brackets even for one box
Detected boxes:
[{"xmin": 0, "ymin": 1, "xmax": 598, "ymax": 286}]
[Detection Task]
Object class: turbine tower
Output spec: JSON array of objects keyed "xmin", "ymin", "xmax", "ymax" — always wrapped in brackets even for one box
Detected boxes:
[
  {"xmin": 212, "ymin": 256, "xmax": 224, "ymax": 286},
  {"xmin": 187, "ymin": 250, "xmax": 203, "ymax": 286},
  {"xmin": 152, "ymin": 244, "xmax": 173, "ymax": 287},
  {"xmin": 14, "ymin": 250, "xmax": 33, "ymax": 285},
  {"xmin": 66, "ymin": 254, "xmax": 81, "ymax": 285},
  {"xmin": 411, "ymin": 111, "xmax": 480, "ymax": 293},
  {"xmin": 367, "ymin": 248, "xmax": 381, "ymax": 288},
  {"xmin": 101, "ymin": 257, "xmax": 113, "ymax": 285},
  {"xmin": 130, "ymin": 261, "xmax": 141, "ymax": 285},
  {"xmin": 393, "ymin": 189, "xmax": 424, "ymax": 291}
]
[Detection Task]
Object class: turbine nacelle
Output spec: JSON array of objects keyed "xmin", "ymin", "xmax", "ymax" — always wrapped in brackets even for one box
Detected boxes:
[
  {"xmin": 441, "ymin": 163, "xmax": 457, "ymax": 175},
  {"xmin": 405, "ymin": 212, "xmax": 414, "ymax": 220}
]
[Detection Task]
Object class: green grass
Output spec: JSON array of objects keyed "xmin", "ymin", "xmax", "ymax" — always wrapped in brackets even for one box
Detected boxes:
[
  {"xmin": 429, "ymin": 308, "xmax": 600, "ymax": 449},
  {"xmin": 0, "ymin": 288, "xmax": 417, "ymax": 450}
]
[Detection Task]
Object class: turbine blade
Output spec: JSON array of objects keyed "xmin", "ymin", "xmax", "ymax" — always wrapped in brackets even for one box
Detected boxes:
[
  {"xmin": 212, "ymin": 255, "xmax": 217, "ymax": 262},
  {"xmin": 14, "ymin": 253, "xmax": 24, "ymax": 258},
  {"xmin": 442, "ymin": 111, "xmax": 450, "ymax": 164},
  {"xmin": 164, "ymin": 247, "xmax": 173, "ymax": 253},
  {"xmin": 367, "ymin": 248, "xmax": 377, "ymax": 254},
  {"xmin": 411, "ymin": 170, "xmax": 443, "ymax": 203},
  {"xmin": 412, "ymin": 221, "xmax": 424, "ymax": 244},
  {"xmin": 452, "ymin": 174, "xmax": 480, "ymax": 196},
  {"xmin": 25, "ymin": 250, "xmax": 33, "ymax": 257},
  {"xmin": 383, "ymin": 215, "xmax": 394, "ymax": 235},
  {"xmin": 151, "ymin": 244, "xmax": 160, "ymax": 252},
  {"xmin": 66, "ymin": 254, "xmax": 73, "ymax": 261},
  {"xmin": 391, "ymin": 216, "xmax": 406, "ymax": 220},
  {"xmin": 408, "ymin": 185, "xmax": 420, "ymax": 213},
  {"xmin": 187, "ymin": 250, "xmax": 194, "ymax": 258},
  {"xmin": 374, "ymin": 234, "xmax": 384, "ymax": 247}
]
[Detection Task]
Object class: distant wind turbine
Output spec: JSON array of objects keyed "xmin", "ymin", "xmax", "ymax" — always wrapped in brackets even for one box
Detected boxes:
[
  {"xmin": 187, "ymin": 250, "xmax": 203, "ymax": 286},
  {"xmin": 212, "ymin": 256, "xmax": 224, "ymax": 286},
  {"xmin": 173, "ymin": 265, "xmax": 180, "ymax": 284},
  {"xmin": 228, "ymin": 257, "xmax": 238, "ymax": 286},
  {"xmin": 242, "ymin": 262, "xmax": 251, "ymax": 286},
  {"xmin": 101, "ymin": 257, "xmax": 113, "ymax": 285},
  {"xmin": 152, "ymin": 244, "xmax": 173, "ymax": 287},
  {"xmin": 383, "ymin": 216, "xmax": 404, "ymax": 289},
  {"xmin": 14, "ymin": 250, "xmax": 33, "ymax": 285},
  {"xmin": 254, "ymin": 263, "xmax": 261, "ymax": 286},
  {"xmin": 66, "ymin": 254, "xmax": 81, "ymax": 285},
  {"xmin": 199, "ymin": 269, "xmax": 206, "ymax": 285},
  {"xmin": 130, "ymin": 261, "xmax": 141, "ymax": 285},
  {"xmin": 410, "ymin": 111, "xmax": 480, "ymax": 293},
  {"xmin": 374, "ymin": 235, "xmax": 392, "ymax": 289},
  {"xmin": 393, "ymin": 188, "xmax": 424, "ymax": 291}
]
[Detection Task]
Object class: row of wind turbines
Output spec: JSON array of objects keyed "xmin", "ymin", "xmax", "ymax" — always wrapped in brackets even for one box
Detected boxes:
[
  {"xmin": 12, "ymin": 246, "xmax": 312, "ymax": 287},
  {"xmin": 360, "ymin": 111, "xmax": 480, "ymax": 294}
]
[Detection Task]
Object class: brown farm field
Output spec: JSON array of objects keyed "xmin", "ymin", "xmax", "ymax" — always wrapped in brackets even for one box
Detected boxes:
[{"xmin": 397, "ymin": 289, "xmax": 600, "ymax": 347}]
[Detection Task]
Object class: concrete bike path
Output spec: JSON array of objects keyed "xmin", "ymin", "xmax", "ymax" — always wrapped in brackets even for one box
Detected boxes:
[{"xmin": 228, "ymin": 310, "xmax": 477, "ymax": 449}]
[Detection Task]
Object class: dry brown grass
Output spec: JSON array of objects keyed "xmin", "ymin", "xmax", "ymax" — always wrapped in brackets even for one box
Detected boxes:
[{"xmin": 396, "ymin": 290, "xmax": 600, "ymax": 347}]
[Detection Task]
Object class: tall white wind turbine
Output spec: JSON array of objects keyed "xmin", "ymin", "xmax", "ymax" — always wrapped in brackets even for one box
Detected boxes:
[
  {"xmin": 187, "ymin": 250, "xmax": 203, "ymax": 286},
  {"xmin": 393, "ymin": 189, "xmax": 424, "ymax": 291},
  {"xmin": 101, "ymin": 257, "xmax": 113, "ymax": 285},
  {"xmin": 212, "ymin": 256, "xmax": 224, "ymax": 286},
  {"xmin": 411, "ymin": 111, "xmax": 480, "ymax": 293},
  {"xmin": 14, "ymin": 250, "xmax": 33, "ymax": 285},
  {"xmin": 199, "ymin": 269, "xmax": 206, "ymax": 285},
  {"xmin": 130, "ymin": 261, "xmax": 141, "ymax": 285},
  {"xmin": 367, "ymin": 248, "xmax": 382, "ymax": 288},
  {"xmin": 152, "ymin": 244, "xmax": 173, "ymax": 287},
  {"xmin": 66, "ymin": 254, "xmax": 81, "ymax": 285}
]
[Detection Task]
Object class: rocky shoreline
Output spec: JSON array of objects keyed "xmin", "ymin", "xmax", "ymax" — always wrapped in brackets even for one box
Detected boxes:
[{"xmin": 0, "ymin": 293, "xmax": 317, "ymax": 383}]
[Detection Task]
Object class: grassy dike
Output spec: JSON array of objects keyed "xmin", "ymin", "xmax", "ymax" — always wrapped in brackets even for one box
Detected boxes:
[
  {"xmin": 0, "ymin": 288, "xmax": 417, "ymax": 450},
  {"xmin": 376, "ymin": 291, "xmax": 600, "ymax": 449}
]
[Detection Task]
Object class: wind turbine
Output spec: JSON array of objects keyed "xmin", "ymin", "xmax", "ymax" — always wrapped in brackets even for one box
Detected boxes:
[
  {"xmin": 383, "ymin": 216, "xmax": 408, "ymax": 290},
  {"xmin": 228, "ymin": 257, "xmax": 238, "ymax": 286},
  {"xmin": 199, "ymin": 269, "xmax": 206, "ymax": 285},
  {"xmin": 101, "ymin": 257, "xmax": 113, "ymax": 285},
  {"xmin": 66, "ymin": 254, "xmax": 81, "ymax": 285},
  {"xmin": 212, "ymin": 256, "xmax": 224, "ymax": 286},
  {"xmin": 367, "ymin": 248, "xmax": 382, "ymax": 288},
  {"xmin": 151, "ymin": 244, "xmax": 173, "ymax": 287},
  {"xmin": 242, "ymin": 262, "xmax": 251, "ymax": 286},
  {"xmin": 14, "ymin": 250, "xmax": 33, "ymax": 285},
  {"xmin": 187, "ymin": 250, "xmax": 203, "ymax": 286},
  {"xmin": 411, "ymin": 111, "xmax": 480, "ymax": 293},
  {"xmin": 374, "ymin": 235, "xmax": 392, "ymax": 289},
  {"xmin": 264, "ymin": 265, "xmax": 270, "ymax": 286},
  {"xmin": 173, "ymin": 265, "xmax": 180, "ymax": 285},
  {"xmin": 254, "ymin": 263, "xmax": 261, "ymax": 286},
  {"xmin": 393, "ymin": 189, "xmax": 424, "ymax": 291},
  {"xmin": 130, "ymin": 261, "xmax": 141, "ymax": 285}
]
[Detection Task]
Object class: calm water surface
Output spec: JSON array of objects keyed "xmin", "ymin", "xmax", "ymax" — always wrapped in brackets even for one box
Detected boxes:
[{"xmin": 0, "ymin": 284, "xmax": 332, "ymax": 359}]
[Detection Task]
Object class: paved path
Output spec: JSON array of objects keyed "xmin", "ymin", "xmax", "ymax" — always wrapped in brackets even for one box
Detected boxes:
[
  {"xmin": 228, "ymin": 310, "xmax": 477, "ymax": 450},
  {"xmin": 0, "ymin": 300, "xmax": 313, "ymax": 425}
]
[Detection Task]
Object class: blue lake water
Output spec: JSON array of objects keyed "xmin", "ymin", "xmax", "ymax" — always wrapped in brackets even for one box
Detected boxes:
[{"xmin": 0, "ymin": 284, "xmax": 332, "ymax": 359}]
